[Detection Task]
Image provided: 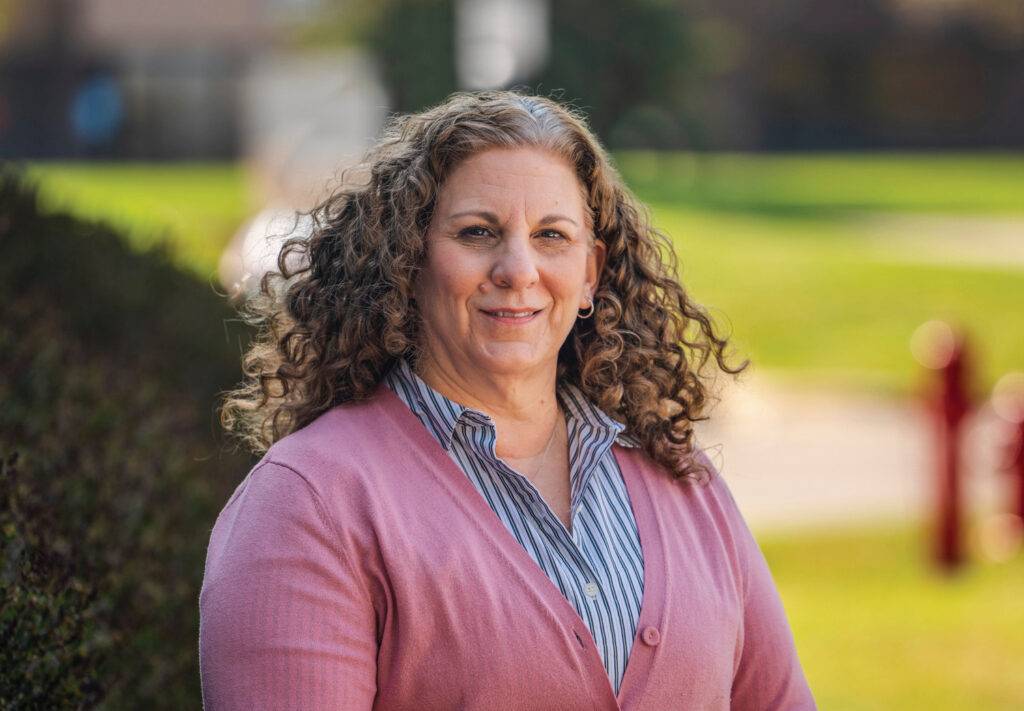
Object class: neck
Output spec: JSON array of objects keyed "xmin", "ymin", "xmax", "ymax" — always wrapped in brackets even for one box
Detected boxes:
[{"xmin": 412, "ymin": 350, "xmax": 561, "ymax": 459}]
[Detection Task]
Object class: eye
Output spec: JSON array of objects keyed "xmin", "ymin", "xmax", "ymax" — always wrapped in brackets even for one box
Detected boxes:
[
  {"xmin": 537, "ymin": 229, "xmax": 568, "ymax": 241},
  {"xmin": 458, "ymin": 225, "xmax": 494, "ymax": 239}
]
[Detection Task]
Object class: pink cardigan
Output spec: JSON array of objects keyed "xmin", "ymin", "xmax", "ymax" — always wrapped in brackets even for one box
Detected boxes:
[{"xmin": 199, "ymin": 385, "xmax": 816, "ymax": 710}]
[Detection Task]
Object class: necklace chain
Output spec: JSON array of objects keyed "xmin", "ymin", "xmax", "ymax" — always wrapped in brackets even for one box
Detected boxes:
[{"xmin": 530, "ymin": 407, "xmax": 560, "ymax": 481}]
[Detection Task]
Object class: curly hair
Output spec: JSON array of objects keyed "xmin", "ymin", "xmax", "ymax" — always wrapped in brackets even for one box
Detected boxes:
[{"xmin": 220, "ymin": 89, "xmax": 747, "ymax": 482}]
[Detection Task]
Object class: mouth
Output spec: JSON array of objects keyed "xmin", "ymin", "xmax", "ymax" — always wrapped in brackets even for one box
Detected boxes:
[{"xmin": 479, "ymin": 307, "xmax": 543, "ymax": 324}]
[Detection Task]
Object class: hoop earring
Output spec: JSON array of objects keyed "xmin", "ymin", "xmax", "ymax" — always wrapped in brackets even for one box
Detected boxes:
[{"xmin": 578, "ymin": 298, "xmax": 595, "ymax": 319}]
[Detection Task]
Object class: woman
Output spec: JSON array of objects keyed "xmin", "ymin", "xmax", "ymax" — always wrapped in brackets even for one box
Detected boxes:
[{"xmin": 201, "ymin": 90, "xmax": 816, "ymax": 710}]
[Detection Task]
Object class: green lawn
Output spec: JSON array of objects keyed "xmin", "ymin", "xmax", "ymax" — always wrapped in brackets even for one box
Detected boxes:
[
  {"xmin": 764, "ymin": 520, "xmax": 1024, "ymax": 710},
  {"xmin": 23, "ymin": 153, "xmax": 1024, "ymax": 395},
  {"xmin": 614, "ymin": 151, "xmax": 1024, "ymax": 396},
  {"xmin": 24, "ymin": 162, "xmax": 253, "ymax": 280},
  {"xmin": 649, "ymin": 205, "xmax": 1024, "ymax": 396},
  {"xmin": 616, "ymin": 151, "xmax": 1024, "ymax": 215}
]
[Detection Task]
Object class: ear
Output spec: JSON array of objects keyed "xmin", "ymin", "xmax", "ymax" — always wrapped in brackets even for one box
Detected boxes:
[{"xmin": 585, "ymin": 239, "xmax": 607, "ymax": 301}]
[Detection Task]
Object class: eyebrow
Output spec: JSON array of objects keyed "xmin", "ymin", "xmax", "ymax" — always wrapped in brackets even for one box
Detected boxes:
[{"xmin": 447, "ymin": 209, "xmax": 579, "ymax": 228}]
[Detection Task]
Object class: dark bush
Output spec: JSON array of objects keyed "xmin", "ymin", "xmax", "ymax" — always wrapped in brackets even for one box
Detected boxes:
[{"xmin": 0, "ymin": 168, "xmax": 253, "ymax": 709}]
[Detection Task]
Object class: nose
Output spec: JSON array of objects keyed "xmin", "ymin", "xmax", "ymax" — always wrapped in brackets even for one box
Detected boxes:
[{"xmin": 489, "ymin": 231, "xmax": 539, "ymax": 290}]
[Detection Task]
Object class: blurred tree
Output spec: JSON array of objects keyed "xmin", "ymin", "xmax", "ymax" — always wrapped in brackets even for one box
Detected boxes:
[
  {"xmin": 531, "ymin": 0, "xmax": 695, "ymax": 148},
  {"xmin": 285, "ymin": 0, "xmax": 457, "ymax": 112},
  {"xmin": 287, "ymin": 0, "xmax": 386, "ymax": 49},
  {"xmin": 704, "ymin": 0, "xmax": 1024, "ymax": 149},
  {"xmin": 369, "ymin": 0, "xmax": 457, "ymax": 114},
  {"xmin": 340, "ymin": 0, "xmax": 697, "ymax": 146}
]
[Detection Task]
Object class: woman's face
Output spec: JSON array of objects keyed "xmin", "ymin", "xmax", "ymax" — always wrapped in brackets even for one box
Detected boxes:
[{"xmin": 414, "ymin": 146, "xmax": 605, "ymax": 382}]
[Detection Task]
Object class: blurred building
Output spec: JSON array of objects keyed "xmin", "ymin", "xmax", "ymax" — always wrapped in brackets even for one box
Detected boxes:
[
  {"xmin": 3, "ymin": 0, "xmax": 263, "ymax": 158},
  {"xmin": 2, "ymin": 0, "xmax": 1022, "ymax": 157},
  {"xmin": 0, "ymin": 0, "xmax": 393, "ymax": 294},
  {"xmin": 690, "ymin": 0, "xmax": 1024, "ymax": 149},
  {"xmin": 0, "ymin": 0, "xmax": 360, "ymax": 159}
]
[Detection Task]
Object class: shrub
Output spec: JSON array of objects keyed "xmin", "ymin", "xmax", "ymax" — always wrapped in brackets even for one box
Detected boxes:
[{"xmin": 0, "ymin": 168, "xmax": 253, "ymax": 708}]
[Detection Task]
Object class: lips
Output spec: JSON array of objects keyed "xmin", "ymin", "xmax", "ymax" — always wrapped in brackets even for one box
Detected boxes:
[
  {"xmin": 479, "ymin": 307, "xmax": 543, "ymax": 323},
  {"xmin": 482, "ymin": 309, "xmax": 539, "ymax": 318}
]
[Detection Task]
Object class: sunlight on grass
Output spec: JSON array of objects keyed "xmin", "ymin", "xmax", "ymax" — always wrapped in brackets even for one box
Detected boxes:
[
  {"xmin": 617, "ymin": 152, "xmax": 1024, "ymax": 215},
  {"xmin": 763, "ymin": 521, "xmax": 1024, "ymax": 710},
  {"xmin": 25, "ymin": 162, "xmax": 253, "ymax": 280},
  {"xmin": 646, "ymin": 204, "xmax": 1024, "ymax": 396}
]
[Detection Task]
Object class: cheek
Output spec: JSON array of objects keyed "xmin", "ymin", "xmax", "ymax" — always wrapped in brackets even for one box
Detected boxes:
[
  {"xmin": 549, "ymin": 256, "xmax": 589, "ymax": 302},
  {"xmin": 418, "ymin": 252, "xmax": 481, "ymax": 314}
]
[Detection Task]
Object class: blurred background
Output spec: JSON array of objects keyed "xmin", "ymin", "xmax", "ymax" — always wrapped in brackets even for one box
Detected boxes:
[{"xmin": 1, "ymin": 0, "xmax": 1022, "ymax": 708}]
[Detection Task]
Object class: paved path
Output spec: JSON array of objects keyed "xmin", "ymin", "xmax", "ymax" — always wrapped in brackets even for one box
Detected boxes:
[
  {"xmin": 693, "ymin": 372, "xmax": 1012, "ymax": 534},
  {"xmin": 857, "ymin": 213, "xmax": 1024, "ymax": 270}
]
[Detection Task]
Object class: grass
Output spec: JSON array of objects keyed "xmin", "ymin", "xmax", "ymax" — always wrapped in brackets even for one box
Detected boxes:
[
  {"xmin": 616, "ymin": 151, "xmax": 1024, "ymax": 216},
  {"xmin": 611, "ymin": 151, "xmax": 1024, "ymax": 397},
  {"xmin": 762, "ymin": 520, "xmax": 1024, "ymax": 710},
  {"xmin": 23, "ymin": 162, "xmax": 253, "ymax": 281},
  {"xmin": 647, "ymin": 205, "xmax": 1024, "ymax": 396},
  {"xmin": 22, "ymin": 152, "xmax": 1024, "ymax": 395}
]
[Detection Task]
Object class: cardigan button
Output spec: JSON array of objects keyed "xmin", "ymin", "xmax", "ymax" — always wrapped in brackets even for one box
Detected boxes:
[{"xmin": 641, "ymin": 626, "xmax": 661, "ymax": 647}]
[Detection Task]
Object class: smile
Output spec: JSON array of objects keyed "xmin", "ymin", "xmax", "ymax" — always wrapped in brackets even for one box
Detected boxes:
[{"xmin": 480, "ymin": 308, "xmax": 542, "ymax": 324}]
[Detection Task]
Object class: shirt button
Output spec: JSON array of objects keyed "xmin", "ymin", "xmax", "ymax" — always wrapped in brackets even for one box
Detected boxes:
[
  {"xmin": 531, "ymin": 500, "xmax": 547, "ymax": 518},
  {"xmin": 584, "ymin": 582, "xmax": 599, "ymax": 599},
  {"xmin": 641, "ymin": 626, "xmax": 661, "ymax": 647}
]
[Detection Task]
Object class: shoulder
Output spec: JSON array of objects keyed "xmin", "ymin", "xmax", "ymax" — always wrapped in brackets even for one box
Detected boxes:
[
  {"xmin": 680, "ymin": 446, "xmax": 749, "ymax": 535},
  {"xmin": 205, "ymin": 392, "xmax": 405, "ymax": 585},
  {"xmin": 209, "ymin": 384, "xmax": 411, "ymax": 536},
  {"xmin": 619, "ymin": 441, "xmax": 737, "ymax": 513},
  {"xmin": 620, "ymin": 442, "xmax": 753, "ymax": 564},
  {"xmin": 262, "ymin": 383, "xmax": 401, "ymax": 482}
]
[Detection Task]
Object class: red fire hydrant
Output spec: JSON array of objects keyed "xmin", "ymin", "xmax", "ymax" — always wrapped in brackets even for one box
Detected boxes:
[{"xmin": 914, "ymin": 321, "xmax": 973, "ymax": 572}]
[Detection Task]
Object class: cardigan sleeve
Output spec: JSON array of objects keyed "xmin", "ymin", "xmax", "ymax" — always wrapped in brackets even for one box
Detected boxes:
[
  {"xmin": 710, "ymin": 473, "xmax": 818, "ymax": 710},
  {"xmin": 199, "ymin": 461, "xmax": 378, "ymax": 710}
]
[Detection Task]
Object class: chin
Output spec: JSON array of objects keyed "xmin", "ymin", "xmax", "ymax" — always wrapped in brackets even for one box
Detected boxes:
[{"xmin": 473, "ymin": 345, "xmax": 550, "ymax": 376}]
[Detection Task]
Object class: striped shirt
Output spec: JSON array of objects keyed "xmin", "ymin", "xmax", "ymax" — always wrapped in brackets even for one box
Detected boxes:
[{"xmin": 383, "ymin": 358, "xmax": 644, "ymax": 694}]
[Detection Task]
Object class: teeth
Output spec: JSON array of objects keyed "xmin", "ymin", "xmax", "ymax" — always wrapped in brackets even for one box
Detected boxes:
[{"xmin": 491, "ymin": 311, "xmax": 533, "ymax": 318}]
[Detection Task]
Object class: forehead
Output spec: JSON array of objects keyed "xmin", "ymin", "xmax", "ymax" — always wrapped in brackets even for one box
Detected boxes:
[{"xmin": 436, "ymin": 146, "xmax": 588, "ymax": 218}]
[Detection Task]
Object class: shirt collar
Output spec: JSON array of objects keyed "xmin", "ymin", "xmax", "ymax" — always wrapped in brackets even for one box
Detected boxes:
[
  {"xmin": 555, "ymin": 381, "xmax": 633, "ymax": 448},
  {"xmin": 383, "ymin": 357, "xmax": 637, "ymax": 451}
]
